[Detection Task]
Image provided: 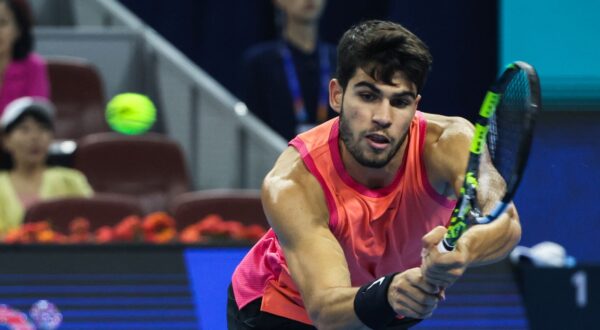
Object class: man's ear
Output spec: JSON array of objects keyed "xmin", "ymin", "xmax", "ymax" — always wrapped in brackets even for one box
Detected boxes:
[
  {"xmin": 329, "ymin": 79, "xmax": 343, "ymax": 114},
  {"xmin": 415, "ymin": 94, "xmax": 422, "ymax": 108}
]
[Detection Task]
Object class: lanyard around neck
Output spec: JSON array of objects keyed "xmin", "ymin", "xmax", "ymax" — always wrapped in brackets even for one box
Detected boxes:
[{"xmin": 280, "ymin": 42, "xmax": 331, "ymax": 124}]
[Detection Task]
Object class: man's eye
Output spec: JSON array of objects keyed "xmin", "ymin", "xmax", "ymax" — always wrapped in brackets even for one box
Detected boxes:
[
  {"xmin": 391, "ymin": 99, "xmax": 411, "ymax": 108},
  {"xmin": 359, "ymin": 93, "xmax": 376, "ymax": 102}
]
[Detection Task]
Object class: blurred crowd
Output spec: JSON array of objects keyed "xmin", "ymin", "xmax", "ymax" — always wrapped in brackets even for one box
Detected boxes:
[{"xmin": 0, "ymin": 0, "xmax": 273, "ymax": 243}]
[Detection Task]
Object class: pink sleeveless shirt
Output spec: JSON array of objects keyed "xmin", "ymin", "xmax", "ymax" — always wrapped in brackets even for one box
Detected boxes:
[{"xmin": 232, "ymin": 112, "xmax": 456, "ymax": 324}]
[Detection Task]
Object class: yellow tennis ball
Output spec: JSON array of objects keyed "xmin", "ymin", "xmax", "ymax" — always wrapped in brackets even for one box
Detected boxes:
[{"xmin": 106, "ymin": 93, "xmax": 157, "ymax": 135}]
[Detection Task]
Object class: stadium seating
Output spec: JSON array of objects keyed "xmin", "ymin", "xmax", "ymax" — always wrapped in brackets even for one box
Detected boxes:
[
  {"xmin": 46, "ymin": 56, "xmax": 108, "ymax": 140},
  {"xmin": 169, "ymin": 189, "xmax": 266, "ymax": 229},
  {"xmin": 24, "ymin": 193, "xmax": 143, "ymax": 232},
  {"xmin": 74, "ymin": 132, "xmax": 191, "ymax": 213}
]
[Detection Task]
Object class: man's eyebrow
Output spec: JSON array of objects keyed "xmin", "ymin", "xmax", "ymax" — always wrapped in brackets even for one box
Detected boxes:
[
  {"xmin": 392, "ymin": 91, "xmax": 417, "ymax": 100},
  {"xmin": 353, "ymin": 81, "xmax": 382, "ymax": 94},
  {"xmin": 353, "ymin": 81, "xmax": 416, "ymax": 99}
]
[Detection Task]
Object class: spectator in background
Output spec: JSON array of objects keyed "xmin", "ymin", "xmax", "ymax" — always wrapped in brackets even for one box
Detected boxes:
[
  {"xmin": 0, "ymin": 0, "xmax": 49, "ymax": 116},
  {"xmin": 0, "ymin": 97, "xmax": 92, "ymax": 237},
  {"xmin": 240, "ymin": 0, "xmax": 336, "ymax": 141}
]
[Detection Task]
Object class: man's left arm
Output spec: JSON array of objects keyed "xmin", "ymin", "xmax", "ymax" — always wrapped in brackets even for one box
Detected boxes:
[{"xmin": 420, "ymin": 117, "xmax": 522, "ymax": 288}]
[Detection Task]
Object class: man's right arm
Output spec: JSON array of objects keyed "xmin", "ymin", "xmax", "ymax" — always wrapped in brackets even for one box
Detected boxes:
[{"xmin": 263, "ymin": 147, "xmax": 440, "ymax": 329}]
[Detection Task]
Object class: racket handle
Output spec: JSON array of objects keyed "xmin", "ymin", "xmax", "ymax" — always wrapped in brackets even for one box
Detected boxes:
[{"xmin": 436, "ymin": 239, "xmax": 454, "ymax": 254}]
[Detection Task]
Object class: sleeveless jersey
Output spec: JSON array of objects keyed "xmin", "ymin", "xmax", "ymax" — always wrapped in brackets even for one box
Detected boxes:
[{"xmin": 231, "ymin": 112, "xmax": 456, "ymax": 324}]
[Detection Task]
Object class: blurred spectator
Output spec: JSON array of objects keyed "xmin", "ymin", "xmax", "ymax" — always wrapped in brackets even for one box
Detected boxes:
[
  {"xmin": 240, "ymin": 0, "xmax": 336, "ymax": 141},
  {"xmin": 0, "ymin": 97, "xmax": 92, "ymax": 237},
  {"xmin": 0, "ymin": 0, "xmax": 49, "ymax": 116}
]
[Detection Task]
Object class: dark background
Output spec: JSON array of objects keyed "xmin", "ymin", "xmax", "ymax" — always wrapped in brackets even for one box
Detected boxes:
[{"xmin": 118, "ymin": 0, "xmax": 498, "ymax": 122}]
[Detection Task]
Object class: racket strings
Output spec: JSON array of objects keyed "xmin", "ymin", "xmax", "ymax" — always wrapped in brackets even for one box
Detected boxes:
[{"xmin": 488, "ymin": 69, "xmax": 532, "ymax": 192}]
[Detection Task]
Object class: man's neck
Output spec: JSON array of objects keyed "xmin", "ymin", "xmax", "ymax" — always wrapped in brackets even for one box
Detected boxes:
[{"xmin": 284, "ymin": 19, "xmax": 318, "ymax": 53}]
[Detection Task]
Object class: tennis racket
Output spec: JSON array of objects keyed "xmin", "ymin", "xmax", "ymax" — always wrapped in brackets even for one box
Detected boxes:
[{"xmin": 438, "ymin": 61, "xmax": 541, "ymax": 253}]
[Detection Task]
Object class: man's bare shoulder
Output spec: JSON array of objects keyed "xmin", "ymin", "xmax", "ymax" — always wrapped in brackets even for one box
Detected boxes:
[
  {"xmin": 421, "ymin": 112, "xmax": 474, "ymax": 148},
  {"xmin": 262, "ymin": 147, "xmax": 328, "ymax": 229},
  {"xmin": 263, "ymin": 147, "xmax": 319, "ymax": 197},
  {"xmin": 423, "ymin": 113, "xmax": 473, "ymax": 143}
]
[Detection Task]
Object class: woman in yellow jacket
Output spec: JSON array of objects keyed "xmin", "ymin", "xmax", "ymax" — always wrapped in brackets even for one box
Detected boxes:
[{"xmin": 0, "ymin": 97, "xmax": 92, "ymax": 237}]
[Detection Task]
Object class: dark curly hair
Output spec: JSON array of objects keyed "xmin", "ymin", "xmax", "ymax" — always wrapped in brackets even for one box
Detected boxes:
[{"xmin": 336, "ymin": 20, "xmax": 432, "ymax": 93}]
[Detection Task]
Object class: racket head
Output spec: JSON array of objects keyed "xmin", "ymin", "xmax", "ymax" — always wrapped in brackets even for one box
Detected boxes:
[
  {"xmin": 439, "ymin": 61, "xmax": 541, "ymax": 251},
  {"xmin": 487, "ymin": 61, "xmax": 541, "ymax": 204}
]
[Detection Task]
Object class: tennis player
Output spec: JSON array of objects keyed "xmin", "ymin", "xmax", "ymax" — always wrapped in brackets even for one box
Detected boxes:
[{"xmin": 228, "ymin": 20, "xmax": 521, "ymax": 330}]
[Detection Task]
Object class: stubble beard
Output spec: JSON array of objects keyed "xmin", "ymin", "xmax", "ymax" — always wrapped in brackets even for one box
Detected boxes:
[{"xmin": 339, "ymin": 106, "xmax": 406, "ymax": 169}]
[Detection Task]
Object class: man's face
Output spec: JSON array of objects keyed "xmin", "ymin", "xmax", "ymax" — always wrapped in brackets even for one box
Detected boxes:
[
  {"xmin": 275, "ymin": 0, "xmax": 326, "ymax": 24},
  {"xmin": 332, "ymin": 69, "xmax": 420, "ymax": 168}
]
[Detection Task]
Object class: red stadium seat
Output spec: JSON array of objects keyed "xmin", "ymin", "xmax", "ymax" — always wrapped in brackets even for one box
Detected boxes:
[
  {"xmin": 74, "ymin": 132, "xmax": 191, "ymax": 214},
  {"xmin": 46, "ymin": 56, "xmax": 109, "ymax": 140},
  {"xmin": 169, "ymin": 189, "xmax": 267, "ymax": 229},
  {"xmin": 24, "ymin": 193, "xmax": 143, "ymax": 232}
]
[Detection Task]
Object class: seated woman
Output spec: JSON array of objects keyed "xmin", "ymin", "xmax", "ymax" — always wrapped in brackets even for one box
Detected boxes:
[
  {"xmin": 0, "ymin": 97, "xmax": 92, "ymax": 237},
  {"xmin": 0, "ymin": 0, "xmax": 50, "ymax": 116}
]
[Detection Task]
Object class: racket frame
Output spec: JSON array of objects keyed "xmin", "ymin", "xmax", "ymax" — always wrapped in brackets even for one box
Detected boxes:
[{"xmin": 438, "ymin": 62, "xmax": 540, "ymax": 253}]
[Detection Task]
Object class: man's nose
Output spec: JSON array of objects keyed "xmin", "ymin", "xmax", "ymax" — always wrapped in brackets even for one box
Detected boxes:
[{"xmin": 372, "ymin": 102, "xmax": 392, "ymax": 129}]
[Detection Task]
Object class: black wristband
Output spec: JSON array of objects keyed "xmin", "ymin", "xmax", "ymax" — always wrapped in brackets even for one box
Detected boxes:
[{"xmin": 353, "ymin": 273, "xmax": 398, "ymax": 330}]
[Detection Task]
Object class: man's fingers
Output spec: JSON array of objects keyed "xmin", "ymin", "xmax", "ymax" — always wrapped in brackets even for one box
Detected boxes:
[
  {"xmin": 408, "ymin": 273, "xmax": 440, "ymax": 295},
  {"xmin": 392, "ymin": 290, "xmax": 439, "ymax": 319},
  {"xmin": 424, "ymin": 266, "xmax": 464, "ymax": 288},
  {"xmin": 422, "ymin": 276, "xmax": 452, "ymax": 289},
  {"xmin": 389, "ymin": 268, "xmax": 440, "ymax": 319},
  {"xmin": 421, "ymin": 226, "xmax": 447, "ymax": 249},
  {"xmin": 425, "ymin": 257, "xmax": 467, "ymax": 272}
]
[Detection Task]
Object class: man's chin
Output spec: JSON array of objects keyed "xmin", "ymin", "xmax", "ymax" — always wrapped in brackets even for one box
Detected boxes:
[{"xmin": 354, "ymin": 154, "xmax": 390, "ymax": 169}]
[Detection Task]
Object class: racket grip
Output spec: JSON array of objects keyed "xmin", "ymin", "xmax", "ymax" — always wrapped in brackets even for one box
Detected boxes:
[{"xmin": 437, "ymin": 239, "xmax": 454, "ymax": 254}]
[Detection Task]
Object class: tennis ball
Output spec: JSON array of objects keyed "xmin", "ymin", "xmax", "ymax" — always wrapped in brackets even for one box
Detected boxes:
[{"xmin": 106, "ymin": 93, "xmax": 157, "ymax": 135}]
